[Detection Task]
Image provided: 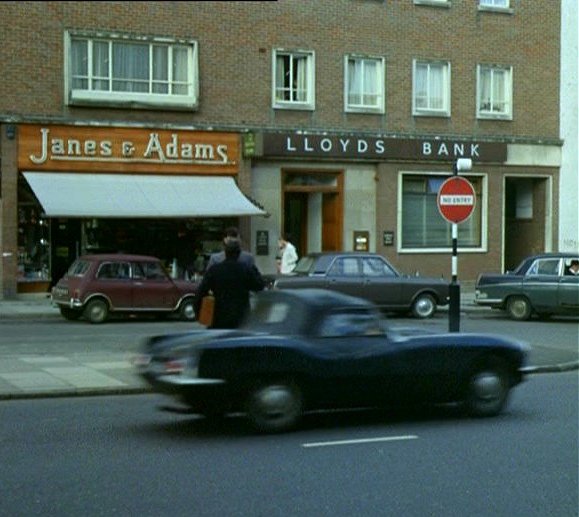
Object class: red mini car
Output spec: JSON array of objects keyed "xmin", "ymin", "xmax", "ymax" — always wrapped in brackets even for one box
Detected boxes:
[{"xmin": 51, "ymin": 254, "xmax": 198, "ymax": 323}]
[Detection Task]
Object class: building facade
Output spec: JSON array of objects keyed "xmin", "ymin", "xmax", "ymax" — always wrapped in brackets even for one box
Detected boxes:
[
  {"xmin": 0, "ymin": 1, "xmax": 563, "ymax": 298},
  {"xmin": 559, "ymin": 0, "xmax": 579, "ymax": 253}
]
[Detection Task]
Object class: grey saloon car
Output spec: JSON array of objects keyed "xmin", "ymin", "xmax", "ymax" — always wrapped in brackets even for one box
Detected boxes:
[
  {"xmin": 268, "ymin": 252, "xmax": 449, "ymax": 318},
  {"xmin": 474, "ymin": 252, "xmax": 579, "ymax": 320}
]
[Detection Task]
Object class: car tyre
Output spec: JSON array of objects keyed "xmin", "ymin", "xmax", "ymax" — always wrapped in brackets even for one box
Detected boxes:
[
  {"xmin": 506, "ymin": 296, "xmax": 532, "ymax": 321},
  {"xmin": 59, "ymin": 307, "xmax": 82, "ymax": 321},
  {"xmin": 464, "ymin": 356, "xmax": 511, "ymax": 417},
  {"xmin": 246, "ymin": 380, "xmax": 303, "ymax": 433},
  {"xmin": 179, "ymin": 298, "xmax": 196, "ymax": 321},
  {"xmin": 411, "ymin": 293, "xmax": 436, "ymax": 319},
  {"xmin": 83, "ymin": 299, "xmax": 109, "ymax": 324}
]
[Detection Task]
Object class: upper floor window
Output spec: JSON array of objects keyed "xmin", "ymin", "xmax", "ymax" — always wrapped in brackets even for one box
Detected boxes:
[
  {"xmin": 65, "ymin": 32, "xmax": 198, "ymax": 110},
  {"xmin": 273, "ymin": 49, "xmax": 315, "ymax": 110},
  {"xmin": 344, "ymin": 55, "xmax": 385, "ymax": 114},
  {"xmin": 477, "ymin": 65, "xmax": 512, "ymax": 119},
  {"xmin": 412, "ymin": 60, "xmax": 451, "ymax": 117}
]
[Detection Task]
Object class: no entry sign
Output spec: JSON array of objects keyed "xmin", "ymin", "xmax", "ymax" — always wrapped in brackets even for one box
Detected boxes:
[{"xmin": 437, "ymin": 176, "xmax": 476, "ymax": 224}]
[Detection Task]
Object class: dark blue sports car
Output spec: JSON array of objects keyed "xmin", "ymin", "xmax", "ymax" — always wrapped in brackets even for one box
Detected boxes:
[{"xmin": 136, "ymin": 289, "xmax": 530, "ymax": 432}]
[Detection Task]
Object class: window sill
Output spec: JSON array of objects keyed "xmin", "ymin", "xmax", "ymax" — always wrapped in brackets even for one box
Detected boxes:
[
  {"xmin": 273, "ymin": 102, "xmax": 315, "ymax": 111},
  {"xmin": 477, "ymin": 113, "xmax": 513, "ymax": 121},
  {"xmin": 413, "ymin": 0, "xmax": 451, "ymax": 8},
  {"xmin": 68, "ymin": 91, "xmax": 199, "ymax": 111},
  {"xmin": 345, "ymin": 106, "xmax": 385, "ymax": 115},
  {"xmin": 413, "ymin": 110, "xmax": 451, "ymax": 118},
  {"xmin": 477, "ymin": 6, "xmax": 514, "ymax": 15}
]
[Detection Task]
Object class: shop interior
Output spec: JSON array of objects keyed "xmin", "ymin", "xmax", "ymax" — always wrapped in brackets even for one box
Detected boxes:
[{"xmin": 17, "ymin": 177, "xmax": 236, "ymax": 289}]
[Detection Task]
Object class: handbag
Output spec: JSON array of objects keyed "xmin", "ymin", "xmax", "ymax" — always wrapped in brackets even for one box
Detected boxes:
[{"xmin": 197, "ymin": 294, "xmax": 215, "ymax": 327}]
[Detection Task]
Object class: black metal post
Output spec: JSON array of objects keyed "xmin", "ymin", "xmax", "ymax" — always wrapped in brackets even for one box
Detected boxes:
[{"xmin": 449, "ymin": 163, "xmax": 461, "ymax": 332}]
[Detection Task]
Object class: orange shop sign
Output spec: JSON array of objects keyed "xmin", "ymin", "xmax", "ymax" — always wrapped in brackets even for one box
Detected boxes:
[{"xmin": 18, "ymin": 125, "xmax": 240, "ymax": 175}]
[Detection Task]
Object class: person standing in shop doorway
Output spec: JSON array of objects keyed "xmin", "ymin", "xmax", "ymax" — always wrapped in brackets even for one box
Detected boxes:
[
  {"xmin": 206, "ymin": 226, "xmax": 255, "ymax": 271},
  {"xmin": 278, "ymin": 233, "xmax": 298, "ymax": 274}
]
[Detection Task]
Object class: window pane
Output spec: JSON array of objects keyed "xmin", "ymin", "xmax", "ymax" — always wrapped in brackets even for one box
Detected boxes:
[
  {"xmin": 275, "ymin": 52, "xmax": 310, "ymax": 104},
  {"xmin": 402, "ymin": 176, "xmax": 481, "ymax": 248},
  {"xmin": 172, "ymin": 46, "xmax": 189, "ymax": 95},
  {"xmin": 112, "ymin": 42, "xmax": 149, "ymax": 92},
  {"xmin": 71, "ymin": 39, "xmax": 88, "ymax": 89}
]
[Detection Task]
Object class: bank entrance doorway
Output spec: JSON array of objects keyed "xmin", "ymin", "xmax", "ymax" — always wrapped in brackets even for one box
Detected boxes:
[
  {"xmin": 282, "ymin": 170, "xmax": 343, "ymax": 256},
  {"xmin": 504, "ymin": 176, "xmax": 550, "ymax": 271}
]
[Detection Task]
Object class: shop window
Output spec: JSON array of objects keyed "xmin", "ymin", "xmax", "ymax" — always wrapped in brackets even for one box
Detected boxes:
[
  {"xmin": 344, "ymin": 55, "xmax": 385, "ymax": 113},
  {"xmin": 18, "ymin": 181, "xmax": 50, "ymax": 282},
  {"xmin": 273, "ymin": 49, "xmax": 315, "ymax": 110},
  {"xmin": 66, "ymin": 31, "xmax": 199, "ymax": 110},
  {"xmin": 400, "ymin": 174, "xmax": 482, "ymax": 249}
]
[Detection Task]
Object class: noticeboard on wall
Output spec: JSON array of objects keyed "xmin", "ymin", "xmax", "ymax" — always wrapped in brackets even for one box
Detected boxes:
[{"xmin": 353, "ymin": 231, "xmax": 369, "ymax": 252}]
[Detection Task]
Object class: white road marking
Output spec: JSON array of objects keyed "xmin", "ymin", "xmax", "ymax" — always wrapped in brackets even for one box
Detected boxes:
[{"xmin": 302, "ymin": 435, "xmax": 418, "ymax": 448}]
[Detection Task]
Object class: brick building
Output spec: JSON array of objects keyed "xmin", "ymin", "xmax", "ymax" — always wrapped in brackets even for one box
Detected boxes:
[{"xmin": 0, "ymin": 1, "xmax": 563, "ymax": 298}]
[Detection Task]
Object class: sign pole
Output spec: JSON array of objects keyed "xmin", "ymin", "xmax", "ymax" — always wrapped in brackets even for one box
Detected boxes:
[
  {"xmin": 437, "ymin": 158, "xmax": 473, "ymax": 333},
  {"xmin": 448, "ymin": 164, "xmax": 461, "ymax": 333}
]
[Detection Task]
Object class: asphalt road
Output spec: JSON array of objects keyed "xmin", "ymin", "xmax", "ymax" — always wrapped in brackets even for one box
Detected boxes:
[{"xmin": 0, "ymin": 372, "xmax": 576, "ymax": 517}]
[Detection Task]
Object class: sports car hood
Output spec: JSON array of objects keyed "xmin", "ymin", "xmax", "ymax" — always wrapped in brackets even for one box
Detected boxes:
[{"xmin": 389, "ymin": 326, "xmax": 530, "ymax": 353}]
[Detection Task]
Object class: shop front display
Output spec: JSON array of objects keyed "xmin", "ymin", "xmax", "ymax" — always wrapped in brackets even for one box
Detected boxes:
[{"xmin": 7, "ymin": 124, "xmax": 266, "ymax": 295}]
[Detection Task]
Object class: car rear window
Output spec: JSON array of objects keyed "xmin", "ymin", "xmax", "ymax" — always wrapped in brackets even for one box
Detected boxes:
[{"xmin": 66, "ymin": 260, "xmax": 91, "ymax": 277}]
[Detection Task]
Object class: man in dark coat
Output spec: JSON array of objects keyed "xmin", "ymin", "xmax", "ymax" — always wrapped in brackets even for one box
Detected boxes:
[
  {"xmin": 206, "ymin": 226, "xmax": 255, "ymax": 270},
  {"xmin": 194, "ymin": 240, "xmax": 265, "ymax": 329}
]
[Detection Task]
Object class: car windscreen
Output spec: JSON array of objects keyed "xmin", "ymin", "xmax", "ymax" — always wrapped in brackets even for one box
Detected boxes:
[
  {"xmin": 66, "ymin": 260, "xmax": 91, "ymax": 277},
  {"xmin": 293, "ymin": 256, "xmax": 316, "ymax": 274}
]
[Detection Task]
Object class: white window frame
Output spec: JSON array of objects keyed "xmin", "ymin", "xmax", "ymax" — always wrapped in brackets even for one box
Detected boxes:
[
  {"xmin": 479, "ymin": 0, "xmax": 509, "ymax": 7},
  {"xmin": 397, "ymin": 171, "xmax": 488, "ymax": 253},
  {"xmin": 412, "ymin": 59, "xmax": 451, "ymax": 117},
  {"xmin": 344, "ymin": 55, "xmax": 385, "ymax": 114},
  {"xmin": 477, "ymin": 64, "xmax": 513, "ymax": 120},
  {"xmin": 272, "ymin": 49, "xmax": 315, "ymax": 110},
  {"xmin": 64, "ymin": 31, "xmax": 199, "ymax": 110},
  {"xmin": 478, "ymin": 0, "xmax": 513, "ymax": 13}
]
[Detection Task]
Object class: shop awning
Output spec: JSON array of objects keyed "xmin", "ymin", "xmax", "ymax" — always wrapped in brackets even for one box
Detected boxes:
[{"xmin": 22, "ymin": 172, "xmax": 267, "ymax": 218}]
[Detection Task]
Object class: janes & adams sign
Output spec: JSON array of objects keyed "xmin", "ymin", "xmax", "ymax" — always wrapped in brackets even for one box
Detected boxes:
[{"xmin": 18, "ymin": 125, "xmax": 240, "ymax": 174}]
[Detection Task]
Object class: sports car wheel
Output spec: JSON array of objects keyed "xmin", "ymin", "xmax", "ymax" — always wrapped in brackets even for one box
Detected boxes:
[
  {"xmin": 464, "ymin": 357, "xmax": 511, "ymax": 417},
  {"xmin": 246, "ymin": 381, "xmax": 303, "ymax": 433},
  {"xmin": 83, "ymin": 299, "xmax": 109, "ymax": 324},
  {"xmin": 506, "ymin": 296, "xmax": 532, "ymax": 321},
  {"xmin": 59, "ymin": 307, "xmax": 82, "ymax": 321},
  {"xmin": 179, "ymin": 299, "xmax": 196, "ymax": 321},
  {"xmin": 411, "ymin": 293, "xmax": 436, "ymax": 319}
]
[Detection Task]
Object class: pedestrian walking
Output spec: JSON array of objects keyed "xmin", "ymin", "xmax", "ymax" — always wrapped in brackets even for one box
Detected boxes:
[
  {"xmin": 278, "ymin": 233, "xmax": 299, "ymax": 274},
  {"xmin": 194, "ymin": 240, "xmax": 265, "ymax": 329},
  {"xmin": 206, "ymin": 226, "xmax": 255, "ymax": 270}
]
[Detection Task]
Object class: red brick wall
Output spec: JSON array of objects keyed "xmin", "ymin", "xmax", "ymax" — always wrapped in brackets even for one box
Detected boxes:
[{"xmin": 0, "ymin": 1, "xmax": 560, "ymax": 139}]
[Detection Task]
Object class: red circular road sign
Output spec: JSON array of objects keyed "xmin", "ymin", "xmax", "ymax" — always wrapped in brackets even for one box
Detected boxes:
[{"xmin": 437, "ymin": 176, "xmax": 476, "ymax": 224}]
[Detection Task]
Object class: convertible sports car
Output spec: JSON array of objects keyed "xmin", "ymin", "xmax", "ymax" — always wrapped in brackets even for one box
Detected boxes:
[
  {"xmin": 265, "ymin": 252, "xmax": 449, "ymax": 319},
  {"xmin": 475, "ymin": 252, "xmax": 579, "ymax": 321},
  {"xmin": 136, "ymin": 289, "xmax": 529, "ymax": 433}
]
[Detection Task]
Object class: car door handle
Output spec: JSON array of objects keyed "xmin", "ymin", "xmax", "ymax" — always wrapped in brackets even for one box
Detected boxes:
[{"xmin": 134, "ymin": 282, "xmax": 144, "ymax": 286}]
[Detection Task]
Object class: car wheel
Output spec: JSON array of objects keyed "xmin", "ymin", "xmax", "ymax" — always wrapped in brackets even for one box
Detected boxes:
[
  {"xmin": 246, "ymin": 380, "xmax": 303, "ymax": 433},
  {"xmin": 179, "ymin": 299, "xmax": 196, "ymax": 321},
  {"xmin": 464, "ymin": 357, "xmax": 511, "ymax": 417},
  {"xmin": 59, "ymin": 307, "xmax": 82, "ymax": 321},
  {"xmin": 506, "ymin": 296, "xmax": 532, "ymax": 321},
  {"xmin": 83, "ymin": 299, "xmax": 109, "ymax": 324},
  {"xmin": 411, "ymin": 293, "xmax": 436, "ymax": 319}
]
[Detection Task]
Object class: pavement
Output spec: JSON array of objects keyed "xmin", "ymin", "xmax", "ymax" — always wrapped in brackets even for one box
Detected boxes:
[{"xmin": 0, "ymin": 288, "xmax": 577, "ymax": 401}]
